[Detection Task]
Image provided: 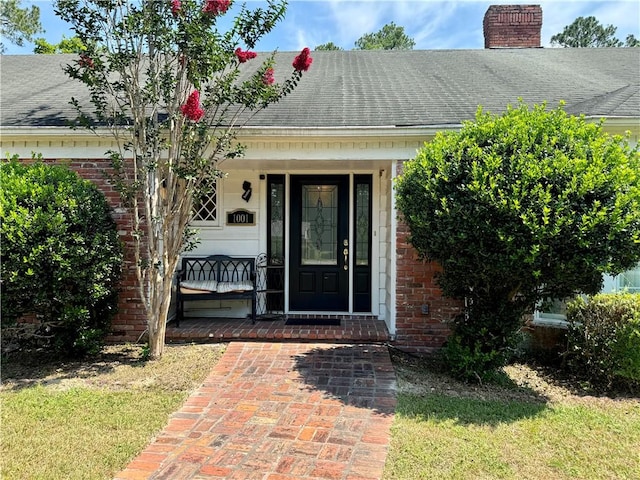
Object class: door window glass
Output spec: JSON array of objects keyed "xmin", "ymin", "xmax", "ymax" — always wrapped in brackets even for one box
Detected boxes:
[
  {"xmin": 355, "ymin": 182, "xmax": 370, "ymax": 266},
  {"xmin": 268, "ymin": 176, "xmax": 285, "ymax": 265},
  {"xmin": 301, "ymin": 184, "xmax": 338, "ymax": 265}
]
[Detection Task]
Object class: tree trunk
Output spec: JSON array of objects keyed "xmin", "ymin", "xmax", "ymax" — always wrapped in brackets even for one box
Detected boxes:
[
  {"xmin": 147, "ymin": 315, "xmax": 167, "ymax": 359},
  {"xmin": 146, "ymin": 272, "xmax": 174, "ymax": 359}
]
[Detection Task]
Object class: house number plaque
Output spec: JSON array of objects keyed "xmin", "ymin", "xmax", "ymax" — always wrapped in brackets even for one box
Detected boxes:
[{"xmin": 226, "ymin": 209, "xmax": 255, "ymax": 226}]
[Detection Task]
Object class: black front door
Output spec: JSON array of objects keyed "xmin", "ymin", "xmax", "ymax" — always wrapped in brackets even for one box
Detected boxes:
[{"xmin": 289, "ymin": 175, "xmax": 349, "ymax": 311}]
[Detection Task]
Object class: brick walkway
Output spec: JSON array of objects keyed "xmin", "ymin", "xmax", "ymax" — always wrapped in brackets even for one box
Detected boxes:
[{"xmin": 114, "ymin": 342, "xmax": 397, "ymax": 480}]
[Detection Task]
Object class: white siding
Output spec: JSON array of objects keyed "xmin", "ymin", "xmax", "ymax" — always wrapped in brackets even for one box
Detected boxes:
[
  {"xmin": 189, "ymin": 170, "xmax": 263, "ymax": 256},
  {"xmin": 385, "ymin": 162, "xmax": 398, "ymax": 335}
]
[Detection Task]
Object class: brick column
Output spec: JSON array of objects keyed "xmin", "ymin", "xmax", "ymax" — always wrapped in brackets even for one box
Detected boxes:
[
  {"xmin": 40, "ymin": 158, "xmax": 147, "ymax": 343},
  {"xmin": 393, "ymin": 160, "xmax": 462, "ymax": 354}
]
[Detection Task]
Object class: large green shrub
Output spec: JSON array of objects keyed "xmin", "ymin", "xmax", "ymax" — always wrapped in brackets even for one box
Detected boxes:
[
  {"xmin": 395, "ymin": 102, "xmax": 640, "ymax": 381},
  {"xmin": 1, "ymin": 157, "xmax": 123, "ymax": 356},
  {"xmin": 566, "ymin": 293, "xmax": 640, "ymax": 390}
]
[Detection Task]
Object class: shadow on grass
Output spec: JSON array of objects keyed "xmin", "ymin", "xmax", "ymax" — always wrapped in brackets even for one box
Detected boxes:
[
  {"xmin": 522, "ymin": 360, "xmax": 640, "ymax": 399},
  {"xmin": 389, "ymin": 348, "xmax": 554, "ymax": 425},
  {"xmin": 397, "ymin": 392, "xmax": 548, "ymax": 427},
  {"xmin": 0, "ymin": 344, "xmax": 148, "ymax": 392}
]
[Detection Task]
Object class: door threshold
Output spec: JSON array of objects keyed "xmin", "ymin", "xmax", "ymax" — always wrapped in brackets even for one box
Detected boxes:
[{"xmin": 286, "ymin": 312, "xmax": 378, "ymax": 320}]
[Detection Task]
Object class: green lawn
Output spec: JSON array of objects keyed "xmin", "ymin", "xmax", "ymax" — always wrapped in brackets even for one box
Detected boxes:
[
  {"xmin": 1, "ymin": 344, "xmax": 224, "ymax": 480},
  {"xmin": 384, "ymin": 393, "xmax": 640, "ymax": 480},
  {"xmin": 2, "ymin": 386, "xmax": 185, "ymax": 479},
  {"xmin": 2, "ymin": 344, "xmax": 639, "ymax": 479}
]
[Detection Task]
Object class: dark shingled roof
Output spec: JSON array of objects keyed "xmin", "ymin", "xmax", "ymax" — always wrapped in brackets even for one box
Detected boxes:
[{"xmin": 1, "ymin": 48, "xmax": 639, "ymax": 128}]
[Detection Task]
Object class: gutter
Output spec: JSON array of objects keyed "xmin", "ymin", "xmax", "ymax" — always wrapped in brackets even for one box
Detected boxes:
[{"xmin": 0, "ymin": 124, "xmax": 462, "ymax": 138}]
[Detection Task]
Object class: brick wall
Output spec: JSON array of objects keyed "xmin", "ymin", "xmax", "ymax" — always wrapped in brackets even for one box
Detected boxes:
[
  {"xmin": 393, "ymin": 217, "xmax": 462, "ymax": 354},
  {"xmin": 33, "ymin": 158, "xmax": 146, "ymax": 342},
  {"xmin": 483, "ymin": 4, "xmax": 542, "ymax": 49}
]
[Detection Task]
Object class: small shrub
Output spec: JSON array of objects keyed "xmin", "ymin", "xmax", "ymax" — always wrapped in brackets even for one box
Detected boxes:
[
  {"xmin": 0, "ymin": 157, "xmax": 123, "ymax": 356},
  {"xmin": 439, "ymin": 298, "xmax": 525, "ymax": 382},
  {"xmin": 442, "ymin": 322, "xmax": 521, "ymax": 383},
  {"xmin": 442, "ymin": 333, "xmax": 506, "ymax": 382},
  {"xmin": 566, "ymin": 293, "xmax": 640, "ymax": 390}
]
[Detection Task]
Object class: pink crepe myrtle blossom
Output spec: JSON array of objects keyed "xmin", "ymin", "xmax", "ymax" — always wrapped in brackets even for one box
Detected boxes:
[
  {"xmin": 202, "ymin": 0, "xmax": 230, "ymax": 15},
  {"xmin": 262, "ymin": 67, "xmax": 275, "ymax": 85},
  {"xmin": 180, "ymin": 90, "xmax": 205, "ymax": 122},
  {"xmin": 235, "ymin": 47, "xmax": 257, "ymax": 63},
  {"xmin": 171, "ymin": 0, "xmax": 181, "ymax": 16},
  {"xmin": 292, "ymin": 47, "xmax": 312, "ymax": 72}
]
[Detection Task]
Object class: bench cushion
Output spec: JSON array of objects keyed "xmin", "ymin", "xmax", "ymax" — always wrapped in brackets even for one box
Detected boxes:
[
  {"xmin": 179, "ymin": 280, "xmax": 253, "ymax": 294},
  {"xmin": 216, "ymin": 281, "xmax": 254, "ymax": 293},
  {"xmin": 181, "ymin": 280, "xmax": 218, "ymax": 292}
]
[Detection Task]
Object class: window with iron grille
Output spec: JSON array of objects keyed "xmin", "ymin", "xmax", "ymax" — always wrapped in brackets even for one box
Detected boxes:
[{"xmin": 192, "ymin": 180, "xmax": 218, "ymax": 223}]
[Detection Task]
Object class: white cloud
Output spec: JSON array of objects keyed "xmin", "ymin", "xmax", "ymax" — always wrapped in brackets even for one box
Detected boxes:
[
  {"xmin": 293, "ymin": 1, "xmax": 472, "ymax": 49},
  {"xmin": 324, "ymin": 0, "xmax": 390, "ymax": 47}
]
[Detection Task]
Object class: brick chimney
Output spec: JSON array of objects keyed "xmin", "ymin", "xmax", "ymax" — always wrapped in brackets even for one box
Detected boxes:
[{"xmin": 483, "ymin": 5, "xmax": 542, "ymax": 48}]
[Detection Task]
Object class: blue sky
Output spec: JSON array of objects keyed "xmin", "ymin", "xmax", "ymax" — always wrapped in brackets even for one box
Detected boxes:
[{"xmin": 4, "ymin": 0, "xmax": 640, "ymax": 54}]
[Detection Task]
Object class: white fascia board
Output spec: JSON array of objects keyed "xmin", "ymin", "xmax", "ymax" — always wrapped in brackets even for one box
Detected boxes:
[
  {"xmin": 0, "ymin": 126, "xmax": 114, "ymax": 142},
  {"xmin": 238, "ymin": 125, "xmax": 462, "ymax": 138},
  {"xmin": 3, "ymin": 118, "xmax": 635, "ymax": 140},
  {"xmin": 583, "ymin": 117, "xmax": 640, "ymax": 141},
  {"xmin": 0, "ymin": 125, "xmax": 455, "ymax": 160},
  {"xmin": 3, "ymin": 119, "xmax": 636, "ymax": 159},
  {"xmin": 1, "ymin": 127, "xmax": 117, "ymax": 158},
  {"xmin": 0, "ymin": 125, "xmax": 459, "ymax": 137},
  {"xmin": 583, "ymin": 116, "xmax": 640, "ymax": 123}
]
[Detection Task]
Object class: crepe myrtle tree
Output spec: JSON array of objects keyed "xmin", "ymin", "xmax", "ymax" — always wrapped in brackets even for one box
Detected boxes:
[
  {"xmin": 395, "ymin": 102, "xmax": 640, "ymax": 380},
  {"xmin": 55, "ymin": 0, "xmax": 313, "ymax": 358}
]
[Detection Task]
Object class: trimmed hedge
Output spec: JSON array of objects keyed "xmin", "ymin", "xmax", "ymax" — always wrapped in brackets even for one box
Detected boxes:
[
  {"xmin": 566, "ymin": 293, "xmax": 640, "ymax": 390},
  {"xmin": 395, "ymin": 102, "xmax": 640, "ymax": 382},
  {"xmin": 0, "ymin": 158, "xmax": 123, "ymax": 356}
]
